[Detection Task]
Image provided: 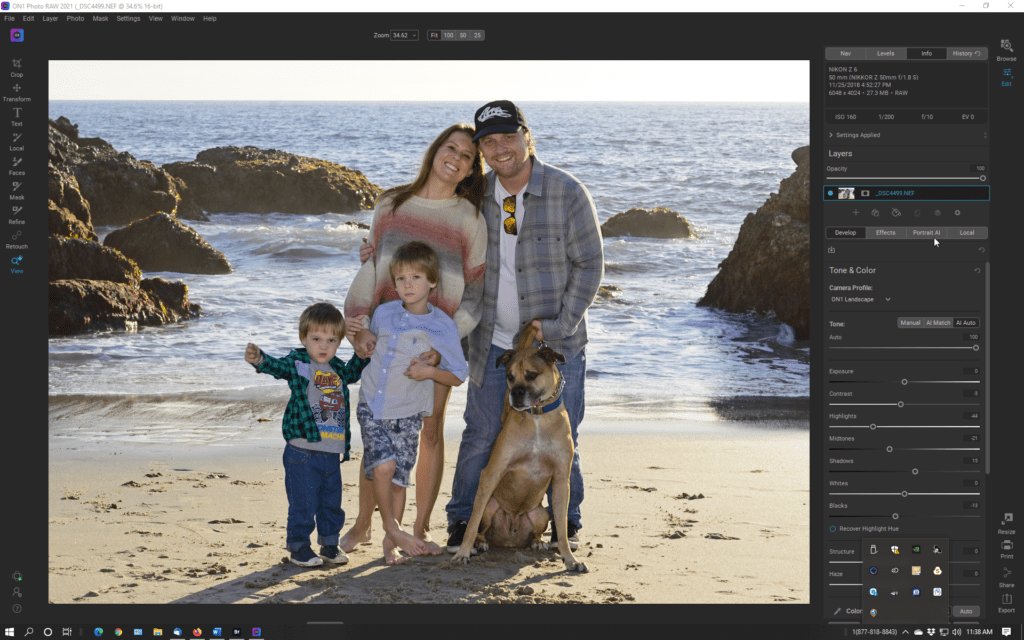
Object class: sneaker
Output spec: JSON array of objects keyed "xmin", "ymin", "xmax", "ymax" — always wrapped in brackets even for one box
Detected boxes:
[
  {"xmin": 445, "ymin": 521, "xmax": 477, "ymax": 555},
  {"xmin": 550, "ymin": 522, "xmax": 580, "ymax": 551},
  {"xmin": 318, "ymin": 545, "xmax": 349, "ymax": 565},
  {"xmin": 289, "ymin": 545, "xmax": 324, "ymax": 567}
]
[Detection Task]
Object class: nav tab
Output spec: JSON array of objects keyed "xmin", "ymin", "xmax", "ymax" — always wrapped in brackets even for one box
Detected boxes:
[
  {"xmin": 826, "ymin": 47, "xmax": 866, "ymax": 60},
  {"xmin": 390, "ymin": 29, "xmax": 418, "ymax": 41}
]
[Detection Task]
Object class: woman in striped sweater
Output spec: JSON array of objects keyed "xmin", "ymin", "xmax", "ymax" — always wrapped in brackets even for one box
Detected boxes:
[{"xmin": 341, "ymin": 124, "xmax": 488, "ymax": 558}]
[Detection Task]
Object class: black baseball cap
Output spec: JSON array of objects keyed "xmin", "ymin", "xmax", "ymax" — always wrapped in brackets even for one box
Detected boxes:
[{"xmin": 473, "ymin": 100, "xmax": 528, "ymax": 142}]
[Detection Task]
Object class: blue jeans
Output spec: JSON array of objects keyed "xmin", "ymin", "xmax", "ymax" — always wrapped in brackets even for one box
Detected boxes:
[
  {"xmin": 282, "ymin": 442, "xmax": 345, "ymax": 552},
  {"xmin": 446, "ymin": 343, "xmax": 586, "ymax": 530}
]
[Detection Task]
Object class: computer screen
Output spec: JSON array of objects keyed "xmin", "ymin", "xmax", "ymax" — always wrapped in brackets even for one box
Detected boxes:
[{"xmin": 5, "ymin": 2, "xmax": 1021, "ymax": 637}]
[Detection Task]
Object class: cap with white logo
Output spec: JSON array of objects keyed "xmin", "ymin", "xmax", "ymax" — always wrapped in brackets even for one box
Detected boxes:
[{"xmin": 473, "ymin": 100, "xmax": 528, "ymax": 141}]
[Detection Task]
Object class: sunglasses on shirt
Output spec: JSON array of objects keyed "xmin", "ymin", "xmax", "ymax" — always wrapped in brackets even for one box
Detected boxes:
[{"xmin": 503, "ymin": 195, "xmax": 517, "ymax": 235}]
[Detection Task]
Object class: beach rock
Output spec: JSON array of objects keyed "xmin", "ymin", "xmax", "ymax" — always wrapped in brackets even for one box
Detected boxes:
[
  {"xmin": 48, "ymin": 277, "xmax": 202, "ymax": 336},
  {"xmin": 757, "ymin": 146, "xmax": 810, "ymax": 224},
  {"xmin": 697, "ymin": 147, "xmax": 810, "ymax": 339},
  {"xmin": 49, "ymin": 201, "xmax": 98, "ymax": 242},
  {"xmin": 601, "ymin": 206, "xmax": 694, "ymax": 239},
  {"xmin": 169, "ymin": 174, "xmax": 208, "ymax": 221},
  {"xmin": 48, "ymin": 236, "xmax": 141, "ymax": 287},
  {"xmin": 48, "ymin": 162, "xmax": 94, "ymax": 233},
  {"xmin": 49, "ymin": 117, "xmax": 196, "ymax": 226},
  {"xmin": 163, "ymin": 146, "xmax": 382, "ymax": 215},
  {"xmin": 104, "ymin": 213, "xmax": 232, "ymax": 275}
]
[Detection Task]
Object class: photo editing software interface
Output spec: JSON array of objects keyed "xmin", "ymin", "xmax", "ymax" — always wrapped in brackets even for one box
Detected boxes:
[{"xmin": 2, "ymin": 4, "xmax": 1022, "ymax": 639}]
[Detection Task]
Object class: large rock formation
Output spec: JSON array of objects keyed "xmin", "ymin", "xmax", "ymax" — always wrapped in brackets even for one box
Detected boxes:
[
  {"xmin": 48, "ymin": 278, "xmax": 201, "ymax": 336},
  {"xmin": 601, "ymin": 206, "xmax": 694, "ymax": 239},
  {"xmin": 48, "ymin": 116, "xmax": 206, "ymax": 226},
  {"xmin": 163, "ymin": 146, "xmax": 382, "ymax": 215},
  {"xmin": 48, "ymin": 160, "xmax": 94, "ymax": 234},
  {"xmin": 47, "ymin": 118, "xmax": 206, "ymax": 336},
  {"xmin": 697, "ymin": 146, "xmax": 810, "ymax": 339},
  {"xmin": 104, "ymin": 213, "xmax": 232, "ymax": 275},
  {"xmin": 48, "ymin": 201, "xmax": 97, "ymax": 242},
  {"xmin": 757, "ymin": 146, "xmax": 810, "ymax": 224},
  {"xmin": 49, "ymin": 236, "xmax": 141, "ymax": 286}
]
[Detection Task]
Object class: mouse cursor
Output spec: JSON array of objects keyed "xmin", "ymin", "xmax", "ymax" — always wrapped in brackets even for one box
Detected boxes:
[{"xmin": 934, "ymin": 238, "xmax": 940, "ymax": 247}]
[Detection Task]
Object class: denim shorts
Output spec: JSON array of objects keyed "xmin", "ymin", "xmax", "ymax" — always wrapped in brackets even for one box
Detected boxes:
[{"xmin": 356, "ymin": 402, "xmax": 422, "ymax": 487}]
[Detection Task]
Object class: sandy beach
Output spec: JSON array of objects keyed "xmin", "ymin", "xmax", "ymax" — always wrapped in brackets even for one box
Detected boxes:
[{"xmin": 48, "ymin": 392, "xmax": 808, "ymax": 607}]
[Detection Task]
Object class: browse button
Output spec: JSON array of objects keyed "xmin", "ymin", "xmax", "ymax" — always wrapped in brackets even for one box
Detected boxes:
[{"xmin": 952, "ymin": 605, "xmax": 981, "ymax": 618}]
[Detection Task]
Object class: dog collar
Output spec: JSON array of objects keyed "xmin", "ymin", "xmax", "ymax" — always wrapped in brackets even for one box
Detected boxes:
[
  {"xmin": 528, "ymin": 394, "xmax": 563, "ymax": 415},
  {"xmin": 526, "ymin": 374, "xmax": 566, "ymax": 415}
]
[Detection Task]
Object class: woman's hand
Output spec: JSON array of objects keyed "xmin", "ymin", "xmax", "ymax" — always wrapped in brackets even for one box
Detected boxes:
[
  {"xmin": 359, "ymin": 238, "xmax": 374, "ymax": 265},
  {"xmin": 351, "ymin": 328, "xmax": 377, "ymax": 360},
  {"xmin": 345, "ymin": 315, "xmax": 368, "ymax": 341}
]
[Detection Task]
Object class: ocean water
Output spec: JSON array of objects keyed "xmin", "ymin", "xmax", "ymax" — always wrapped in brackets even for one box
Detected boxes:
[{"xmin": 48, "ymin": 101, "xmax": 809, "ymax": 436}]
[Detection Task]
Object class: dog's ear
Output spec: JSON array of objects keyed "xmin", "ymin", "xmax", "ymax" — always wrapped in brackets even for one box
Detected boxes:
[
  {"xmin": 496, "ymin": 350, "xmax": 516, "ymax": 368},
  {"xmin": 536, "ymin": 346, "xmax": 566, "ymax": 365}
]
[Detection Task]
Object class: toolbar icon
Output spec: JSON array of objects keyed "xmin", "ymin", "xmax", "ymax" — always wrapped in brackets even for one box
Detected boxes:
[{"xmin": 10, "ymin": 29, "xmax": 22, "ymax": 42}]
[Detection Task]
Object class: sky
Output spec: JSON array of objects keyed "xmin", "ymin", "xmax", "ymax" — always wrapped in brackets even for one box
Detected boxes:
[{"xmin": 50, "ymin": 60, "xmax": 808, "ymax": 102}]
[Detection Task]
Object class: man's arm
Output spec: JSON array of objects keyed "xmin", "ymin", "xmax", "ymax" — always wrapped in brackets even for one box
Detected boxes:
[{"xmin": 541, "ymin": 185, "xmax": 604, "ymax": 342}]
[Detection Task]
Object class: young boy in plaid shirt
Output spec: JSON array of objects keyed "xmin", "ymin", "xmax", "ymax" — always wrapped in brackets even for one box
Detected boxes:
[{"xmin": 245, "ymin": 302, "xmax": 369, "ymax": 567}]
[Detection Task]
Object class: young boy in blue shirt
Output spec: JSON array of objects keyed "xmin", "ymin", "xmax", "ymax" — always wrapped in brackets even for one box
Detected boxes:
[
  {"xmin": 351, "ymin": 241, "xmax": 468, "ymax": 565},
  {"xmin": 245, "ymin": 302, "xmax": 369, "ymax": 567}
]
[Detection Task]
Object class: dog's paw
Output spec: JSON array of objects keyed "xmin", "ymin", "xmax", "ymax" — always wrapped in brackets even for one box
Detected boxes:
[
  {"xmin": 477, "ymin": 541, "xmax": 489, "ymax": 553},
  {"xmin": 450, "ymin": 550, "xmax": 472, "ymax": 565},
  {"xmin": 531, "ymin": 540, "xmax": 549, "ymax": 551},
  {"xmin": 564, "ymin": 560, "xmax": 589, "ymax": 573}
]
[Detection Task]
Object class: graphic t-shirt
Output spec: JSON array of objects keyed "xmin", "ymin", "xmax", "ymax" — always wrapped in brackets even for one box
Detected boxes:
[{"xmin": 289, "ymin": 360, "xmax": 347, "ymax": 454}]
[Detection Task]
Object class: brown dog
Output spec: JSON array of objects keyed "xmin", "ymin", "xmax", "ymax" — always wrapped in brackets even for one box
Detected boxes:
[{"xmin": 451, "ymin": 323, "xmax": 588, "ymax": 572}]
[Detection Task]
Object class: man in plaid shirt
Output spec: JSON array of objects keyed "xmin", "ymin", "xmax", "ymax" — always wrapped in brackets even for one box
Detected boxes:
[{"xmin": 446, "ymin": 100, "xmax": 604, "ymax": 553}]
